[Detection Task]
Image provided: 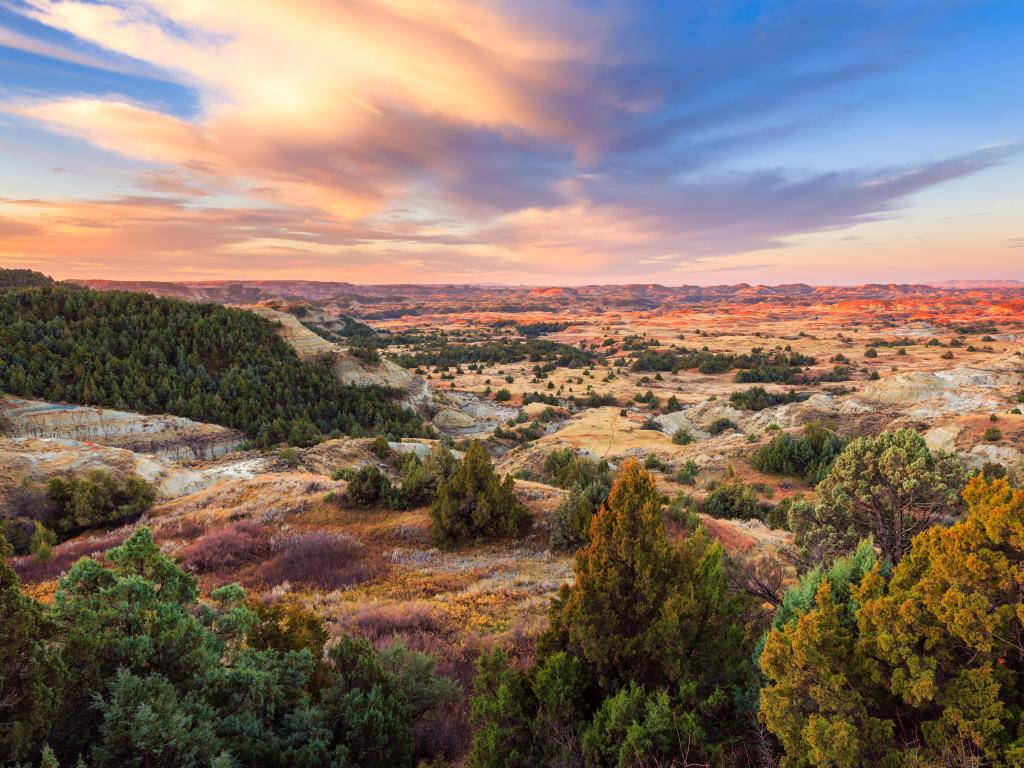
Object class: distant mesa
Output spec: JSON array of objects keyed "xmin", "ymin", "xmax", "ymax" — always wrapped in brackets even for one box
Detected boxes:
[{"xmin": 528, "ymin": 286, "xmax": 579, "ymax": 298}]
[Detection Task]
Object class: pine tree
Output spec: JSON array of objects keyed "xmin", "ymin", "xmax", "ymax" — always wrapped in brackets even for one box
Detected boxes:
[
  {"xmin": 541, "ymin": 460, "xmax": 752, "ymax": 751},
  {"xmin": 0, "ymin": 533, "xmax": 66, "ymax": 762}
]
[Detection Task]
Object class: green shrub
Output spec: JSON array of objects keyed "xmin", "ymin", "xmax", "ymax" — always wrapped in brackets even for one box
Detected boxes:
[
  {"xmin": 643, "ymin": 454, "xmax": 668, "ymax": 473},
  {"xmin": 707, "ymin": 418, "xmax": 735, "ymax": 436},
  {"xmin": 728, "ymin": 386, "xmax": 806, "ymax": 411},
  {"xmin": 544, "ymin": 449, "xmax": 612, "ymax": 551},
  {"xmin": 29, "ymin": 522, "xmax": 56, "ymax": 561},
  {"xmin": 46, "ymin": 471, "xmax": 156, "ymax": 537},
  {"xmin": 280, "ymin": 445, "xmax": 300, "ymax": 468},
  {"xmin": 766, "ymin": 496, "xmax": 798, "ymax": 531},
  {"xmin": 666, "ymin": 492, "xmax": 699, "ymax": 529},
  {"xmin": 703, "ymin": 478, "xmax": 762, "ymax": 521},
  {"xmin": 347, "ymin": 464, "xmax": 393, "ymax": 507},
  {"xmin": 550, "ymin": 489, "xmax": 595, "ymax": 552},
  {"xmin": 749, "ymin": 423, "xmax": 844, "ymax": 484},
  {"xmin": 388, "ymin": 453, "xmax": 434, "ymax": 509},
  {"xmin": 675, "ymin": 460, "xmax": 699, "ymax": 486},
  {"xmin": 429, "ymin": 441, "xmax": 528, "ymax": 544},
  {"xmin": 672, "ymin": 428, "xmax": 694, "ymax": 445},
  {"xmin": 983, "ymin": 426, "xmax": 1002, "ymax": 442}
]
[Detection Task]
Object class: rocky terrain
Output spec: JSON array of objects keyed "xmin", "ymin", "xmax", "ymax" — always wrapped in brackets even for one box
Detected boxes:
[{"xmin": 0, "ymin": 396, "xmax": 243, "ymax": 460}]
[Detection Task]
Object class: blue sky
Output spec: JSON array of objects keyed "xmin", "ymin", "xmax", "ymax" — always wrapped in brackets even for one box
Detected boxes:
[{"xmin": 0, "ymin": 0, "xmax": 1021, "ymax": 283}]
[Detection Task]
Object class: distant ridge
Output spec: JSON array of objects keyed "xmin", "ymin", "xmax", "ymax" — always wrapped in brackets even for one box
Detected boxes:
[
  {"xmin": 66, "ymin": 278, "xmax": 1024, "ymax": 312},
  {"xmin": 926, "ymin": 279, "xmax": 1024, "ymax": 288}
]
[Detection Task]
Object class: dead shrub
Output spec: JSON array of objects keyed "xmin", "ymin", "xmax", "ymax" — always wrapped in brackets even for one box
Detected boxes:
[
  {"xmin": 344, "ymin": 601, "xmax": 477, "ymax": 685},
  {"xmin": 413, "ymin": 701, "xmax": 471, "ymax": 763},
  {"xmin": 12, "ymin": 530, "xmax": 128, "ymax": 584},
  {"xmin": 179, "ymin": 520, "xmax": 271, "ymax": 575},
  {"xmin": 347, "ymin": 601, "xmax": 445, "ymax": 644},
  {"xmin": 250, "ymin": 532, "xmax": 386, "ymax": 590}
]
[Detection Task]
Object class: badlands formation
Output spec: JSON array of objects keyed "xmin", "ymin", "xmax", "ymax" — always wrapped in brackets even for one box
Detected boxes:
[{"xmin": 3, "ymin": 280, "xmax": 1022, "ymax": 743}]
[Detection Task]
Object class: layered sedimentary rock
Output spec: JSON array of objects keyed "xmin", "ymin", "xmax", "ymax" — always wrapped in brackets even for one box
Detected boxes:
[{"xmin": 0, "ymin": 397, "xmax": 243, "ymax": 461}]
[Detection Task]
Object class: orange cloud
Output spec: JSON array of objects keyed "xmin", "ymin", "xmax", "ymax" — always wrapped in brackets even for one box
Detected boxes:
[{"xmin": 11, "ymin": 0, "xmax": 605, "ymax": 218}]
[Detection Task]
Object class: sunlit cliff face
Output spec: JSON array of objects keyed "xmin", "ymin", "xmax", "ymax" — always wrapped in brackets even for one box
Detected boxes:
[{"xmin": 0, "ymin": 0, "xmax": 1022, "ymax": 283}]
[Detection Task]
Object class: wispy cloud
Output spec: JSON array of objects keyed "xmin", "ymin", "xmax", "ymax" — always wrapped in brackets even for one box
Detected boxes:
[{"xmin": 0, "ymin": 24, "xmax": 156, "ymax": 77}]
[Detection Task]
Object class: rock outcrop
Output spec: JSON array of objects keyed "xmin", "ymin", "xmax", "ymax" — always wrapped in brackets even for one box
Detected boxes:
[
  {"xmin": 0, "ymin": 397, "xmax": 243, "ymax": 461},
  {"xmin": 0, "ymin": 437, "xmax": 268, "ymax": 499}
]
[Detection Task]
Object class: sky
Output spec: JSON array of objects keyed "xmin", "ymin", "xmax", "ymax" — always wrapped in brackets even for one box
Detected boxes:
[{"xmin": 0, "ymin": 0, "xmax": 1021, "ymax": 286}]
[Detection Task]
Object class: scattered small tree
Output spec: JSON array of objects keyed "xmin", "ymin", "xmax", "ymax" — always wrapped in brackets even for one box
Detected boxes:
[
  {"xmin": 672, "ymin": 427, "xmax": 694, "ymax": 445},
  {"xmin": 29, "ymin": 522, "xmax": 56, "ymax": 562},
  {"xmin": 749, "ymin": 423, "xmax": 844, "ymax": 484},
  {"xmin": 46, "ymin": 470, "xmax": 156, "ymax": 538},
  {"xmin": 370, "ymin": 434, "xmax": 392, "ymax": 459},
  {"xmin": 703, "ymin": 477, "xmax": 762, "ymax": 521},
  {"xmin": 347, "ymin": 464, "xmax": 393, "ymax": 507}
]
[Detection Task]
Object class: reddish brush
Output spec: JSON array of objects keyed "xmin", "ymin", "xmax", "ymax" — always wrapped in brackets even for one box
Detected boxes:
[
  {"xmin": 154, "ymin": 518, "xmax": 207, "ymax": 543},
  {"xmin": 250, "ymin": 532, "xmax": 386, "ymax": 591},
  {"xmin": 347, "ymin": 602, "xmax": 445, "ymax": 644},
  {"xmin": 12, "ymin": 531, "xmax": 129, "ymax": 584},
  {"xmin": 179, "ymin": 520, "xmax": 272, "ymax": 574}
]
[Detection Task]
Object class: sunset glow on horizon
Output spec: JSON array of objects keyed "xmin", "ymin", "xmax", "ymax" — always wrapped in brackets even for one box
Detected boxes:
[{"xmin": 1, "ymin": 0, "xmax": 1022, "ymax": 285}]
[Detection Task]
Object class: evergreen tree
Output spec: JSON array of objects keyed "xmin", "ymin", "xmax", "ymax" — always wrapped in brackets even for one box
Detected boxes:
[
  {"xmin": 761, "ymin": 476, "xmax": 1024, "ymax": 767},
  {"xmin": 794, "ymin": 428, "xmax": 966, "ymax": 566},
  {"xmin": 539, "ymin": 460, "xmax": 752, "ymax": 758},
  {"xmin": 544, "ymin": 461, "xmax": 749, "ymax": 696},
  {"xmin": 469, "ymin": 649, "xmax": 536, "ymax": 768},
  {"xmin": 0, "ymin": 533, "xmax": 66, "ymax": 763},
  {"xmin": 429, "ymin": 441, "xmax": 529, "ymax": 544}
]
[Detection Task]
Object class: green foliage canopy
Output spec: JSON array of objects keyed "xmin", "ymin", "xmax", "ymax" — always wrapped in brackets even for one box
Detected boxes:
[{"xmin": 0, "ymin": 284, "xmax": 428, "ymax": 445}]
